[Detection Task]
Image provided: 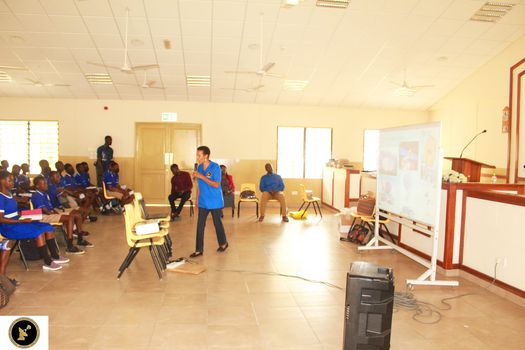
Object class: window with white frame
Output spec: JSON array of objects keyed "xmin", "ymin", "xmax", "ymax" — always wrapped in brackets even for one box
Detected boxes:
[
  {"xmin": 277, "ymin": 126, "xmax": 332, "ymax": 179},
  {"xmin": 0, "ymin": 120, "xmax": 59, "ymax": 173}
]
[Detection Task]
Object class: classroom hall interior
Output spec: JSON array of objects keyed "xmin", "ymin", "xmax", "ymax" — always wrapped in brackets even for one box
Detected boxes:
[{"xmin": 0, "ymin": 0, "xmax": 525, "ymax": 349}]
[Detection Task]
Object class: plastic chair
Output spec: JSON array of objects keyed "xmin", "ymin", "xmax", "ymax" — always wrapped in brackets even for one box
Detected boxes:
[
  {"xmin": 297, "ymin": 184, "xmax": 322, "ymax": 218},
  {"xmin": 1, "ymin": 233, "xmax": 28, "ymax": 271},
  {"xmin": 360, "ymin": 214, "xmax": 396, "ymax": 244},
  {"xmin": 237, "ymin": 183, "xmax": 259, "ymax": 218},
  {"xmin": 133, "ymin": 193, "xmax": 170, "ymax": 224},
  {"xmin": 117, "ymin": 202, "xmax": 169, "ymax": 280},
  {"xmin": 172, "ymin": 198, "xmax": 194, "ymax": 217},
  {"xmin": 102, "ymin": 182, "xmax": 116, "ymax": 201},
  {"xmin": 100, "ymin": 182, "xmax": 124, "ymax": 214}
]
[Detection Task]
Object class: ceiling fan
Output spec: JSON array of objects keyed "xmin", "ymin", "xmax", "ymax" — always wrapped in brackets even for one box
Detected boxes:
[
  {"xmin": 23, "ymin": 78, "xmax": 71, "ymax": 87},
  {"xmin": 225, "ymin": 14, "xmax": 282, "ymax": 79},
  {"xmin": 87, "ymin": 8, "xmax": 159, "ymax": 74},
  {"xmin": 221, "ymin": 84, "xmax": 265, "ymax": 93},
  {"xmin": 391, "ymin": 70, "xmax": 434, "ymax": 96},
  {"xmin": 0, "ymin": 65, "xmax": 28, "ymax": 71},
  {"xmin": 117, "ymin": 70, "xmax": 165, "ymax": 90}
]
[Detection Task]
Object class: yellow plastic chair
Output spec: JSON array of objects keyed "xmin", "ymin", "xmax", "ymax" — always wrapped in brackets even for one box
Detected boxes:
[
  {"xmin": 360, "ymin": 214, "xmax": 396, "ymax": 244},
  {"xmin": 133, "ymin": 193, "xmax": 170, "ymax": 227},
  {"xmin": 297, "ymin": 184, "xmax": 322, "ymax": 218},
  {"xmin": 237, "ymin": 183, "xmax": 259, "ymax": 218},
  {"xmin": 102, "ymin": 182, "xmax": 116, "ymax": 200},
  {"xmin": 117, "ymin": 202, "xmax": 169, "ymax": 280}
]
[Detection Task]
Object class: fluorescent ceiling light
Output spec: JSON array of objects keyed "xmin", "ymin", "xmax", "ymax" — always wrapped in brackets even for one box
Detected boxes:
[
  {"xmin": 470, "ymin": 1, "xmax": 515, "ymax": 22},
  {"xmin": 85, "ymin": 73, "xmax": 113, "ymax": 85},
  {"xmin": 0, "ymin": 71, "xmax": 12, "ymax": 82},
  {"xmin": 316, "ymin": 0, "xmax": 350, "ymax": 9},
  {"xmin": 284, "ymin": 80, "xmax": 308, "ymax": 91},
  {"xmin": 186, "ymin": 75, "xmax": 210, "ymax": 87}
]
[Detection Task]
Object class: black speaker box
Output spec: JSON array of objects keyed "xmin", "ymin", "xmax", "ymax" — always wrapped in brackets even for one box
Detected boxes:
[{"xmin": 343, "ymin": 261, "xmax": 394, "ymax": 350}]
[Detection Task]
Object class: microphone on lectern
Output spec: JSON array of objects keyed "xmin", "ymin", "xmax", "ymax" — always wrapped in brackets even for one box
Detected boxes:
[{"xmin": 459, "ymin": 130, "xmax": 487, "ymax": 159}]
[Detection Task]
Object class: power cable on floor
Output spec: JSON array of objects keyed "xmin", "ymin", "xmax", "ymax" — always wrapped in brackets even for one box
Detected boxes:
[
  {"xmin": 393, "ymin": 262, "xmax": 499, "ymax": 324},
  {"xmin": 185, "ymin": 261, "xmax": 500, "ymax": 325}
]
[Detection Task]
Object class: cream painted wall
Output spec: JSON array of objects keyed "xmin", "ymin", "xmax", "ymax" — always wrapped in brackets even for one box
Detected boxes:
[
  {"xmin": 430, "ymin": 33, "xmax": 525, "ymax": 171},
  {"xmin": 0, "ymin": 98, "xmax": 428, "ymax": 161}
]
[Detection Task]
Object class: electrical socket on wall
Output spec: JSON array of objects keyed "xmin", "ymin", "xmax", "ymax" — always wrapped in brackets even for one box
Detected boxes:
[
  {"xmin": 291, "ymin": 191, "xmax": 298, "ymax": 195},
  {"xmin": 495, "ymin": 257, "xmax": 507, "ymax": 268}
]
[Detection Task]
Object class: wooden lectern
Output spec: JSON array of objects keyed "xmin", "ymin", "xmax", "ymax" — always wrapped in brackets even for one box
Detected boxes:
[{"xmin": 444, "ymin": 157, "xmax": 495, "ymax": 182}]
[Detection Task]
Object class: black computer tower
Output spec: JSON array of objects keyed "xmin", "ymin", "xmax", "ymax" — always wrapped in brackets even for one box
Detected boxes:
[{"xmin": 343, "ymin": 261, "xmax": 394, "ymax": 350}]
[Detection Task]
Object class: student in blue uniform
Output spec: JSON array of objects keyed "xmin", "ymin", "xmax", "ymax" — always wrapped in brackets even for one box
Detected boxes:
[
  {"xmin": 11, "ymin": 165, "xmax": 21, "ymax": 193},
  {"xmin": 46, "ymin": 171, "xmax": 62, "ymax": 208},
  {"xmin": 60, "ymin": 163, "xmax": 76, "ymax": 189},
  {"xmin": 12, "ymin": 164, "xmax": 29, "ymax": 193},
  {"xmin": 103, "ymin": 161, "xmax": 134, "ymax": 205},
  {"xmin": 39, "ymin": 159, "xmax": 51, "ymax": 181},
  {"xmin": 48, "ymin": 171, "xmax": 93, "ymax": 226},
  {"xmin": 74, "ymin": 163, "xmax": 90, "ymax": 188},
  {"xmin": 32, "ymin": 176, "xmax": 93, "ymax": 251},
  {"xmin": 55, "ymin": 161, "xmax": 65, "ymax": 178},
  {"xmin": 10, "ymin": 164, "xmax": 30, "ymax": 210},
  {"xmin": 1, "ymin": 160, "xmax": 9, "ymax": 172},
  {"xmin": 190, "ymin": 146, "xmax": 228, "ymax": 258},
  {"xmin": 62, "ymin": 163, "xmax": 97, "ymax": 216},
  {"xmin": 0, "ymin": 171, "xmax": 67, "ymax": 271}
]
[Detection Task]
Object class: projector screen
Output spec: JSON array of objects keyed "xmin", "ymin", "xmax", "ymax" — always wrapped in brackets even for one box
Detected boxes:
[{"xmin": 377, "ymin": 122, "xmax": 441, "ymax": 226}]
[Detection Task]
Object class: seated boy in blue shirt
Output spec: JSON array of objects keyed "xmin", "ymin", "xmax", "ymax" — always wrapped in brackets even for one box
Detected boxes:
[
  {"xmin": 48, "ymin": 171, "xmax": 94, "ymax": 223},
  {"xmin": 39, "ymin": 159, "xmax": 51, "ymax": 181},
  {"xmin": 74, "ymin": 163, "xmax": 92, "ymax": 188},
  {"xmin": 103, "ymin": 161, "xmax": 134, "ymax": 205},
  {"xmin": 11, "ymin": 164, "xmax": 30, "ymax": 209},
  {"xmin": 259, "ymin": 163, "xmax": 288, "ymax": 222},
  {"xmin": 64, "ymin": 163, "xmax": 97, "ymax": 211},
  {"xmin": 31, "ymin": 175, "xmax": 92, "ymax": 252}
]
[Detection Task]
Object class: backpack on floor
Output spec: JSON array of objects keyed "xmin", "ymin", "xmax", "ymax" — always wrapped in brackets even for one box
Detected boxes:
[
  {"xmin": 0, "ymin": 275, "xmax": 14, "ymax": 308},
  {"xmin": 19, "ymin": 239, "xmax": 41, "ymax": 261},
  {"xmin": 355, "ymin": 226, "xmax": 371, "ymax": 245}
]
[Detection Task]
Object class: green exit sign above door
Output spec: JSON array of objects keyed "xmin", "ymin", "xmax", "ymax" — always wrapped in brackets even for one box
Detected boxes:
[{"xmin": 161, "ymin": 112, "xmax": 177, "ymax": 122}]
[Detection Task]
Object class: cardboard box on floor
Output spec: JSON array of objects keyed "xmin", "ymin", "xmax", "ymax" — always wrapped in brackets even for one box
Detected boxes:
[{"xmin": 167, "ymin": 262, "xmax": 207, "ymax": 275}]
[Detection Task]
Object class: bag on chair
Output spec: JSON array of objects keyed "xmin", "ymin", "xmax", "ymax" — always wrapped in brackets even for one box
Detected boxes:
[
  {"xmin": 19, "ymin": 239, "xmax": 41, "ymax": 261},
  {"xmin": 356, "ymin": 197, "xmax": 375, "ymax": 216},
  {"xmin": 240, "ymin": 190, "xmax": 256, "ymax": 199}
]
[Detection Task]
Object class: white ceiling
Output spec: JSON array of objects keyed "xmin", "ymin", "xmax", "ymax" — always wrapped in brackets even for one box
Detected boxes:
[{"xmin": 0, "ymin": 0, "xmax": 524, "ymax": 109}]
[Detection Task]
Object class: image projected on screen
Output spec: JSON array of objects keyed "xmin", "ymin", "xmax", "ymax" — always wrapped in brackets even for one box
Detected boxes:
[{"xmin": 377, "ymin": 122, "xmax": 441, "ymax": 226}]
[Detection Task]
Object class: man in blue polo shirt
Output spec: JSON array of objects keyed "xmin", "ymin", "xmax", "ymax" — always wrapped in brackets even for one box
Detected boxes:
[
  {"xmin": 96, "ymin": 136, "xmax": 113, "ymax": 187},
  {"xmin": 190, "ymin": 146, "xmax": 228, "ymax": 257},
  {"xmin": 259, "ymin": 163, "xmax": 288, "ymax": 222}
]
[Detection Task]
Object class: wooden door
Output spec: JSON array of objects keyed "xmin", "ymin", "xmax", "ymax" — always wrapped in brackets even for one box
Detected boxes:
[
  {"xmin": 135, "ymin": 123, "xmax": 201, "ymax": 204},
  {"xmin": 135, "ymin": 124, "xmax": 170, "ymax": 204},
  {"xmin": 170, "ymin": 125, "xmax": 201, "ymax": 172}
]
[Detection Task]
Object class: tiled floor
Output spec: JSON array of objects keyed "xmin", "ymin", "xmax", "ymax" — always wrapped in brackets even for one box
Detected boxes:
[{"xmin": 2, "ymin": 207, "xmax": 525, "ymax": 349}]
